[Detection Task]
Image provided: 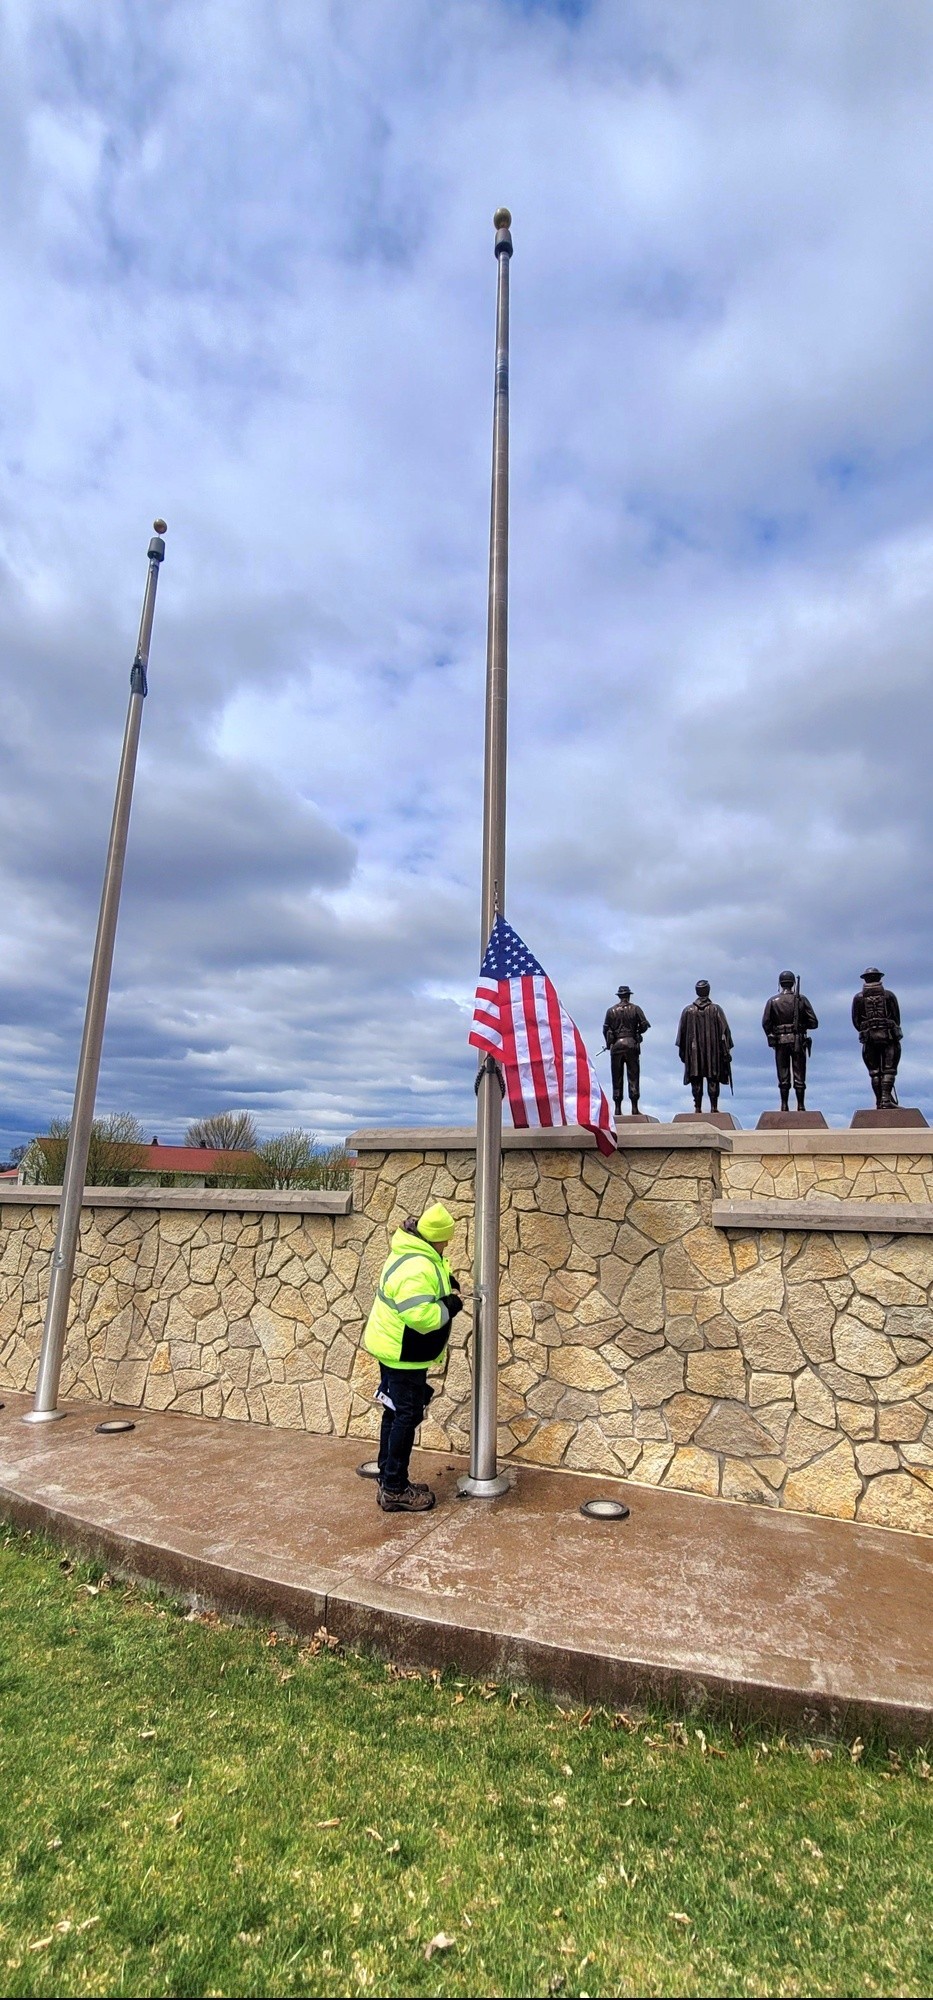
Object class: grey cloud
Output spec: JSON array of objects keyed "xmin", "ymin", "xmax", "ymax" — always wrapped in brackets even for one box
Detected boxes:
[{"xmin": 4, "ymin": 0, "xmax": 933, "ymax": 1154}]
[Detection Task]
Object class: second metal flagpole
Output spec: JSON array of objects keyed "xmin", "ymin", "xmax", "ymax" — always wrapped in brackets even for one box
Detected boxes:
[
  {"xmin": 459, "ymin": 209, "xmax": 512, "ymax": 1499},
  {"xmin": 25, "ymin": 522, "xmax": 168, "ymax": 1423}
]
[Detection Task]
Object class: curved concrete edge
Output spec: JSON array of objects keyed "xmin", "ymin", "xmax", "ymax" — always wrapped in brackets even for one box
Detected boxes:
[{"xmin": 2, "ymin": 1483, "xmax": 929, "ymax": 1744}]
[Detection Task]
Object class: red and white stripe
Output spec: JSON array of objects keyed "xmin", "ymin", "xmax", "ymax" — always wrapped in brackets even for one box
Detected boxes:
[{"xmin": 470, "ymin": 971, "xmax": 616, "ymax": 1157}]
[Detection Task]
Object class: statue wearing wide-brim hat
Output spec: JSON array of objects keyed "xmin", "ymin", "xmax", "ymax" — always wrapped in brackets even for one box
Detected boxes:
[{"xmin": 852, "ymin": 969, "xmax": 902, "ymax": 1109}]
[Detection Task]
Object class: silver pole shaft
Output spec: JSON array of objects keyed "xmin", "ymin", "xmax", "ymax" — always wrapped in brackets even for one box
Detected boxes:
[
  {"xmin": 461, "ymin": 210, "xmax": 512, "ymax": 1498},
  {"xmin": 26, "ymin": 525, "xmax": 167, "ymax": 1422}
]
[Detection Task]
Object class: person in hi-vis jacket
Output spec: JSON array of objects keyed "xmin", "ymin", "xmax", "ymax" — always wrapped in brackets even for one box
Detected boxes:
[{"xmin": 363, "ymin": 1201, "xmax": 463, "ymax": 1512}]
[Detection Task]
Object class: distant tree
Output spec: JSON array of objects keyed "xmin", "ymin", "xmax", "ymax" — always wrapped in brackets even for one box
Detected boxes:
[
  {"xmin": 310, "ymin": 1143, "xmax": 353, "ymax": 1189},
  {"xmin": 236, "ymin": 1130, "xmax": 351, "ymax": 1191},
  {"xmin": 185, "ymin": 1110, "xmax": 258, "ymax": 1152},
  {"xmin": 26, "ymin": 1114, "xmax": 147, "ymax": 1186},
  {"xmin": 250, "ymin": 1129, "xmax": 318, "ymax": 1189}
]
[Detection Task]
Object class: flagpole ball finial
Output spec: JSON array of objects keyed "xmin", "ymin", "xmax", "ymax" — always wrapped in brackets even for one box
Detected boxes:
[
  {"xmin": 153, "ymin": 519, "xmax": 167, "ymax": 534},
  {"xmin": 493, "ymin": 207, "xmax": 511, "ymax": 228}
]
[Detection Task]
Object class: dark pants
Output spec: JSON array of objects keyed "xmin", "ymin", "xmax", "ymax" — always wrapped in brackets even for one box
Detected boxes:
[
  {"xmin": 610, "ymin": 1046, "xmax": 640, "ymax": 1110},
  {"xmin": 690, "ymin": 1076, "xmax": 720, "ymax": 1110},
  {"xmin": 377, "ymin": 1365, "xmax": 432, "ymax": 1492},
  {"xmin": 861, "ymin": 1038, "xmax": 900, "ymax": 1107},
  {"xmin": 775, "ymin": 1044, "xmax": 807, "ymax": 1103}
]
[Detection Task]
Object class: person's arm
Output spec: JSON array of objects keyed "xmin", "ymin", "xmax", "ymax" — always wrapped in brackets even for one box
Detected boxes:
[{"xmin": 394, "ymin": 1259, "xmax": 449, "ymax": 1334}]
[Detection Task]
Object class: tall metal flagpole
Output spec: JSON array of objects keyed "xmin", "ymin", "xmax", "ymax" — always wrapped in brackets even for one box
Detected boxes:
[
  {"xmin": 25, "ymin": 521, "xmax": 168, "ymax": 1424},
  {"xmin": 459, "ymin": 209, "xmax": 513, "ymax": 1498}
]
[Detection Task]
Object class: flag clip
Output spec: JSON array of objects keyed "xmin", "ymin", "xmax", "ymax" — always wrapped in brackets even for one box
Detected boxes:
[{"xmin": 475, "ymin": 1052, "xmax": 505, "ymax": 1099}]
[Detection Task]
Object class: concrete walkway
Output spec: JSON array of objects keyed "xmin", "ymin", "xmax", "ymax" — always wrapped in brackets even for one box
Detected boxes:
[{"xmin": 0, "ymin": 1392, "xmax": 930, "ymax": 1736}]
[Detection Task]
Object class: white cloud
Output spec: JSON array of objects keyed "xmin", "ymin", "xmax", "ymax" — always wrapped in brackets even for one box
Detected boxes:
[{"xmin": 3, "ymin": 0, "xmax": 933, "ymax": 1146}]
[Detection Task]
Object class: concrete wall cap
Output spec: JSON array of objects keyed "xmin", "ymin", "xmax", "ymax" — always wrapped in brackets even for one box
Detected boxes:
[
  {"xmin": 0, "ymin": 1186, "xmax": 351, "ymax": 1215},
  {"xmin": 714, "ymin": 1197, "xmax": 933, "ymax": 1235},
  {"xmin": 347, "ymin": 1123, "xmax": 732, "ymax": 1153},
  {"xmin": 730, "ymin": 1129, "xmax": 933, "ymax": 1156}
]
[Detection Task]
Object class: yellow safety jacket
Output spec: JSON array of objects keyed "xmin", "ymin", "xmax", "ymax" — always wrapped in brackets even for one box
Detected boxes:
[{"xmin": 364, "ymin": 1226, "xmax": 453, "ymax": 1371}]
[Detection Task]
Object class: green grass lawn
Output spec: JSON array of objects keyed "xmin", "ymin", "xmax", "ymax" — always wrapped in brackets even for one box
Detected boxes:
[{"xmin": 0, "ymin": 1524, "xmax": 930, "ymax": 1998}]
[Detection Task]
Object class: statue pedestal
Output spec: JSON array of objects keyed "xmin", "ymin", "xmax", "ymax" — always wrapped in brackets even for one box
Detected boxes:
[
  {"xmin": 616, "ymin": 1113, "xmax": 659, "ymax": 1124},
  {"xmin": 672, "ymin": 1111, "xmax": 741, "ymax": 1130},
  {"xmin": 756, "ymin": 1110, "xmax": 828, "ymax": 1130},
  {"xmin": 850, "ymin": 1107, "xmax": 928, "ymax": 1128}
]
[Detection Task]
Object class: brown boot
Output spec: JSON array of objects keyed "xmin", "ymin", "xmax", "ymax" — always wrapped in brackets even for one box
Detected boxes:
[{"xmin": 378, "ymin": 1484, "xmax": 436, "ymax": 1513}]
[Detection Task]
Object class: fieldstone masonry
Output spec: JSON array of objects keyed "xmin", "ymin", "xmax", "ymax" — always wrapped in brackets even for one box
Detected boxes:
[{"xmin": 1, "ymin": 1126, "xmax": 932, "ymax": 1536}]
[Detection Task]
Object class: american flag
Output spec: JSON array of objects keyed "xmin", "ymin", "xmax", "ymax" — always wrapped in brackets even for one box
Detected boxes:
[{"xmin": 469, "ymin": 915, "xmax": 617, "ymax": 1157}]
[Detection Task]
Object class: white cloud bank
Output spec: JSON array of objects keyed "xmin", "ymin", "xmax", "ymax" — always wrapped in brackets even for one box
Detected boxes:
[{"xmin": 3, "ymin": 0, "xmax": 933, "ymax": 1143}]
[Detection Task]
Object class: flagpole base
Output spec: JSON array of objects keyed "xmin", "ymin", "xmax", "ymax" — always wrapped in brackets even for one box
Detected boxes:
[
  {"xmin": 22, "ymin": 1407, "xmax": 66, "ymax": 1424},
  {"xmin": 457, "ymin": 1472, "xmax": 510, "ymax": 1499}
]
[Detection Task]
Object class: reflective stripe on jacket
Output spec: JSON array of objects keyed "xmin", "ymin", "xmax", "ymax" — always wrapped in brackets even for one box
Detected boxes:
[{"xmin": 363, "ymin": 1226, "xmax": 453, "ymax": 1370}]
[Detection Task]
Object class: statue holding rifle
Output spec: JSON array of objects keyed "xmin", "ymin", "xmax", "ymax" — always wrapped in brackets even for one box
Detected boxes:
[
  {"xmin": 602, "ymin": 985, "xmax": 650, "ymax": 1116},
  {"xmin": 762, "ymin": 971, "xmax": 819, "ymax": 1113}
]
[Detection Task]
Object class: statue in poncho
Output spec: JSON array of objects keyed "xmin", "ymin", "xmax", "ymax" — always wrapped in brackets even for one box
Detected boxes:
[{"xmin": 676, "ymin": 980, "xmax": 734, "ymax": 1113}]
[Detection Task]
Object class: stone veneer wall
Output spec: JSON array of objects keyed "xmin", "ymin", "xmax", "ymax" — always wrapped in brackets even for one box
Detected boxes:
[
  {"xmin": 722, "ymin": 1137, "xmax": 933, "ymax": 1205},
  {"xmin": 1, "ymin": 1128, "xmax": 932, "ymax": 1535}
]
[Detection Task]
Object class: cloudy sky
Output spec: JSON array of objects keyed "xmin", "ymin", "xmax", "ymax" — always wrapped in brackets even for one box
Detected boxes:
[{"xmin": 3, "ymin": 0, "xmax": 933, "ymax": 1149}]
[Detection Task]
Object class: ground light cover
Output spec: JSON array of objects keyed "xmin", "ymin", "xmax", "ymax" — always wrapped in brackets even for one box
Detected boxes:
[{"xmin": 0, "ymin": 1526, "xmax": 930, "ymax": 1998}]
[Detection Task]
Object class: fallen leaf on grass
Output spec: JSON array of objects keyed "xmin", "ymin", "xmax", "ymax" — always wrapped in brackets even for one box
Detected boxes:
[
  {"xmin": 804, "ymin": 1746, "xmax": 832, "ymax": 1765},
  {"xmin": 424, "ymin": 1932, "xmax": 456, "ymax": 1961},
  {"xmin": 386, "ymin": 1840, "xmax": 401, "ymax": 1855},
  {"xmin": 364, "ymin": 1827, "xmax": 383, "ymax": 1842},
  {"xmin": 300, "ymin": 1626, "xmax": 341, "ymax": 1659},
  {"xmin": 46, "ymin": 1837, "xmax": 62, "ymax": 1850},
  {"xmin": 314, "ymin": 1819, "xmax": 341, "ymax": 1830},
  {"xmin": 139, "ymin": 1729, "xmax": 156, "ymax": 1741},
  {"xmin": 28, "ymin": 1938, "xmax": 52, "ymax": 1953},
  {"xmin": 77, "ymin": 1919, "xmax": 98, "ymax": 1932},
  {"xmin": 849, "ymin": 1736, "xmax": 864, "ymax": 1763},
  {"xmin": 168, "ymin": 1809, "xmax": 184, "ymax": 1830},
  {"xmin": 800, "ymin": 1838, "xmax": 823, "ymax": 1859},
  {"xmin": 668, "ymin": 1911, "xmax": 692, "ymax": 1927},
  {"xmin": 694, "ymin": 1728, "xmax": 726, "ymax": 1760}
]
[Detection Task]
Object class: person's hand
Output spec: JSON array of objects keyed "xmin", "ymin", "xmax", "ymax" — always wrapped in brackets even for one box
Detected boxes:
[
  {"xmin": 448, "ymin": 1274, "xmax": 461, "ymax": 1293},
  {"xmin": 443, "ymin": 1291, "xmax": 464, "ymax": 1319}
]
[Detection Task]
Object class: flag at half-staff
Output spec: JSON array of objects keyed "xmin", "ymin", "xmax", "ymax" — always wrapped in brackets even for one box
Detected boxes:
[{"xmin": 470, "ymin": 915, "xmax": 617, "ymax": 1157}]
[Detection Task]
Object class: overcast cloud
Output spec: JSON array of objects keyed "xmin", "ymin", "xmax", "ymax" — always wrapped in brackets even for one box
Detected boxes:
[{"xmin": 3, "ymin": 0, "xmax": 933, "ymax": 1147}]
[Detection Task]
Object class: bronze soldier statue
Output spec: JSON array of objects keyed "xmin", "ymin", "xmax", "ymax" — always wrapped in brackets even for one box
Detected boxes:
[
  {"xmin": 602, "ymin": 985, "xmax": 650, "ymax": 1116},
  {"xmin": 852, "ymin": 968, "xmax": 902, "ymax": 1109},
  {"xmin": 762, "ymin": 972, "xmax": 818, "ymax": 1112},
  {"xmin": 677, "ymin": 981, "xmax": 734, "ymax": 1112}
]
